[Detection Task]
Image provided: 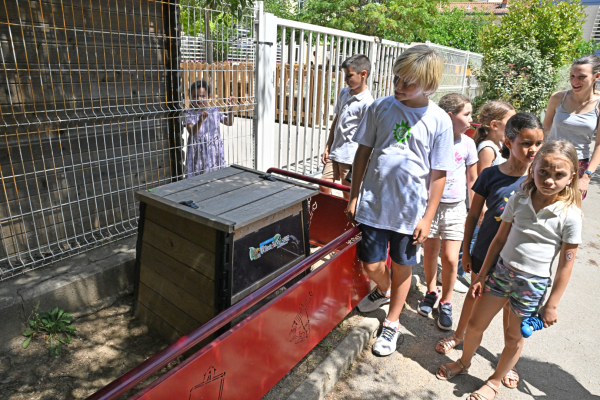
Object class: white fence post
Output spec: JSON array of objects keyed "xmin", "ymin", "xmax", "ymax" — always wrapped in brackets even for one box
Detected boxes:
[
  {"xmin": 461, "ymin": 51, "xmax": 470, "ymax": 94},
  {"xmin": 254, "ymin": 4, "xmax": 277, "ymax": 171}
]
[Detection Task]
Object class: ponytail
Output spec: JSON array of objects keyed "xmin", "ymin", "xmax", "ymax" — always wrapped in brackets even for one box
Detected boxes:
[{"xmin": 475, "ymin": 101, "xmax": 515, "ymax": 147}]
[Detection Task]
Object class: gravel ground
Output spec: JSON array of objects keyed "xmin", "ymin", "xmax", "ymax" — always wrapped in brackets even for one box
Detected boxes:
[{"xmin": 328, "ymin": 178, "xmax": 600, "ymax": 400}]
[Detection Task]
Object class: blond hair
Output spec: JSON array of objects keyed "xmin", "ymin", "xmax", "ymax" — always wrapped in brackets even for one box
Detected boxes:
[
  {"xmin": 438, "ymin": 93, "xmax": 471, "ymax": 114},
  {"xmin": 474, "ymin": 101, "xmax": 515, "ymax": 146},
  {"xmin": 520, "ymin": 140, "xmax": 582, "ymax": 210},
  {"xmin": 392, "ymin": 45, "xmax": 443, "ymax": 97}
]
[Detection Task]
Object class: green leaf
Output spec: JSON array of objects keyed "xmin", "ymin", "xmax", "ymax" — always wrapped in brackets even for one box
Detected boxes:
[
  {"xmin": 22, "ymin": 329, "xmax": 34, "ymax": 336},
  {"xmin": 22, "ymin": 336, "xmax": 32, "ymax": 349}
]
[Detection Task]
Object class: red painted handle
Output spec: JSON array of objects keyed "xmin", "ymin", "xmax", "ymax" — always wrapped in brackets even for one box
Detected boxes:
[{"xmin": 266, "ymin": 167, "xmax": 351, "ymax": 192}]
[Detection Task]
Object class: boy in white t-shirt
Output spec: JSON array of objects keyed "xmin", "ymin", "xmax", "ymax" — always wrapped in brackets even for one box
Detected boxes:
[
  {"xmin": 418, "ymin": 93, "xmax": 478, "ymax": 331},
  {"xmin": 321, "ymin": 55, "xmax": 374, "ymax": 199},
  {"xmin": 347, "ymin": 45, "xmax": 454, "ymax": 356}
]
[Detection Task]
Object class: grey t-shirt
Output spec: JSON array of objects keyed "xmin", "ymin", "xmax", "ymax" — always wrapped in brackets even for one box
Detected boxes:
[
  {"xmin": 354, "ymin": 96, "xmax": 455, "ymax": 234},
  {"xmin": 329, "ymin": 87, "xmax": 374, "ymax": 164},
  {"xmin": 500, "ymin": 192, "xmax": 582, "ymax": 277}
]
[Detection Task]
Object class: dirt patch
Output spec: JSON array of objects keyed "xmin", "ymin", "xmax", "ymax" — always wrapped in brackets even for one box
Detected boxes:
[
  {"xmin": 0, "ymin": 296, "xmax": 177, "ymax": 400},
  {"xmin": 590, "ymin": 259, "xmax": 598, "ymax": 267}
]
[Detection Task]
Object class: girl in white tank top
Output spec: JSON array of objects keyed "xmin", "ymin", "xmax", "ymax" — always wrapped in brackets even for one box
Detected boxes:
[{"xmin": 544, "ymin": 54, "xmax": 600, "ymax": 199}]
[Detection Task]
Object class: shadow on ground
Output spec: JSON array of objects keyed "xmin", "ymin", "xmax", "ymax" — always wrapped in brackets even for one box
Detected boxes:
[{"xmin": 0, "ymin": 296, "xmax": 176, "ymax": 400}]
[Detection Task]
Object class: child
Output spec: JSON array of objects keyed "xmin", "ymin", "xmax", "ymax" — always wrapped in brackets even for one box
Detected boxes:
[
  {"xmin": 435, "ymin": 112, "xmax": 545, "ymax": 389},
  {"xmin": 419, "ymin": 93, "xmax": 478, "ymax": 331},
  {"xmin": 186, "ymin": 80, "xmax": 237, "ymax": 177},
  {"xmin": 436, "ymin": 140, "xmax": 582, "ymax": 400},
  {"xmin": 321, "ymin": 55, "xmax": 374, "ymax": 199},
  {"xmin": 347, "ymin": 45, "xmax": 454, "ymax": 356},
  {"xmin": 474, "ymin": 101, "xmax": 516, "ymax": 174},
  {"xmin": 456, "ymin": 101, "xmax": 516, "ymax": 287}
]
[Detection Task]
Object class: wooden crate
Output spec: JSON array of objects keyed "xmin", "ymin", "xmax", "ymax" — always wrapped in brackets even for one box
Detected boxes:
[{"xmin": 134, "ymin": 165, "xmax": 318, "ymax": 343}]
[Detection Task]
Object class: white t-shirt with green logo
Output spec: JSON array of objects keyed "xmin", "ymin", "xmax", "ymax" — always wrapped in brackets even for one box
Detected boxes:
[{"xmin": 354, "ymin": 96, "xmax": 455, "ymax": 234}]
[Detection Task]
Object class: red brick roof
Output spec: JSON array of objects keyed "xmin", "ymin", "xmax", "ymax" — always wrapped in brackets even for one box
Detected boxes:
[{"xmin": 443, "ymin": 2, "xmax": 509, "ymax": 15}]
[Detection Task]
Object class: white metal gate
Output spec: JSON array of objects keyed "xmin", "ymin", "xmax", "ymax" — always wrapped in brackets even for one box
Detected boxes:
[{"xmin": 253, "ymin": 8, "xmax": 483, "ymax": 176}]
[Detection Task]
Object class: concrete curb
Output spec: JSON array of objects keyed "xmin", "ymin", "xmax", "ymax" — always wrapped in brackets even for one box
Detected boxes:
[
  {"xmin": 286, "ymin": 275, "xmax": 420, "ymax": 400},
  {"xmin": 0, "ymin": 237, "xmax": 137, "ymax": 343}
]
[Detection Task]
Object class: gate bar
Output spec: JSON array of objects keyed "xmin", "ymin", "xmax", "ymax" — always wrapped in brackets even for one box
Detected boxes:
[
  {"xmin": 267, "ymin": 167, "xmax": 350, "ymax": 192},
  {"xmin": 86, "ymin": 224, "xmax": 359, "ymax": 400}
]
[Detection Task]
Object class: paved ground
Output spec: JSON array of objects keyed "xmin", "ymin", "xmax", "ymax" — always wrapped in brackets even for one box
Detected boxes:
[{"xmin": 329, "ymin": 175, "xmax": 600, "ymax": 400}]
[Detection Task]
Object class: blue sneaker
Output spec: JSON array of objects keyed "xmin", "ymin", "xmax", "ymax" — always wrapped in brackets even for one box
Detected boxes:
[
  {"xmin": 438, "ymin": 302, "xmax": 453, "ymax": 331},
  {"xmin": 417, "ymin": 290, "xmax": 439, "ymax": 317}
]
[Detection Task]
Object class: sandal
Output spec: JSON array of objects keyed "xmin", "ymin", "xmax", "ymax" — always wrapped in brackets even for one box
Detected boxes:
[
  {"xmin": 436, "ymin": 334, "xmax": 462, "ymax": 354},
  {"xmin": 502, "ymin": 367, "xmax": 519, "ymax": 389},
  {"xmin": 436, "ymin": 358, "xmax": 470, "ymax": 380},
  {"xmin": 466, "ymin": 380, "xmax": 499, "ymax": 400}
]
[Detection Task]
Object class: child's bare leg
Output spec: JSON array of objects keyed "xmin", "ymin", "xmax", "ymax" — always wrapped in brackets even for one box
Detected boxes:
[
  {"xmin": 340, "ymin": 177, "xmax": 351, "ymax": 200},
  {"xmin": 362, "ymin": 261, "xmax": 391, "ymax": 293},
  {"xmin": 386, "ymin": 262, "xmax": 413, "ymax": 322},
  {"xmin": 436, "ymin": 270, "xmax": 476, "ymax": 353},
  {"xmin": 440, "ymin": 239, "xmax": 461, "ymax": 304},
  {"xmin": 468, "ymin": 309, "xmax": 524, "ymax": 400},
  {"xmin": 423, "ymin": 238, "xmax": 441, "ymax": 294},
  {"xmin": 319, "ymin": 179, "xmax": 333, "ymax": 195},
  {"xmin": 438, "ymin": 293, "xmax": 507, "ymax": 377}
]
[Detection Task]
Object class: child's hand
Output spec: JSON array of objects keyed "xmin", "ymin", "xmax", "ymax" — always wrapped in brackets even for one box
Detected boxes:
[
  {"xmin": 469, "ymin": 277, "xmax": 485, "ymax": 298},
  {"xmin": 321, "ymin": 146, "xmax": 330, "ymax": 165},
  {"xmin": 412, "ymin": 218, "xmax": 431, "ymax": 245},
  {"xmin": 462, "ymin": 252, "xmax": 473, "ymax": 273},
  {"xmin": 539, "ymin": 305, "xmax": 558, "ymax": 328},
  {"xmin": 346, "ymin": 198, "xmax": 357, "ymax": 224},
  {"xmin": 227, "ymin": 96, "xmax": 238, "ymax": 112}
]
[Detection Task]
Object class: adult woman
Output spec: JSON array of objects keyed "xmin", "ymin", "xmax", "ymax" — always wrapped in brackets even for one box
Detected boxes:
[{"xmin": 544, "ymin": 54, "xmax": 600, "ymax": 198}]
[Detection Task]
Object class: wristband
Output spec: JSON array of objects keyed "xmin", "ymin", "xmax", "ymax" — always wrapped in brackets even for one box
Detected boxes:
[{"xmin": 584, "ymin": 170, "xmax": 595, "ymax": 178}]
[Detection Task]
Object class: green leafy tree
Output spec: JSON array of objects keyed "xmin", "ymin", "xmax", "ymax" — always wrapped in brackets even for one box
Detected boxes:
[
  {"xmin": 479, "ymin": 0, "xmax": 593, "ymax": 70},
  {"xmin": 472, "ymin": 40, "xmax": 556, "ymax": 116},
  {"xmin": 264, "ymin": 0, "xmax": 297, "ymax": 20},
  {"xmin": 298, "ymin": 0, "xmax": 445, "ymax": 44},
  {"xmin": 420, "ymin": 8, "xmax": 488, "ymax": 53}
]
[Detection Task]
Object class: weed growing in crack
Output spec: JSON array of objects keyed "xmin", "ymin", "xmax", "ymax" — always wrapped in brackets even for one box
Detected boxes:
[{"xmin": 22, "ymin": 304, "xmax": 76, "ymax": 356}]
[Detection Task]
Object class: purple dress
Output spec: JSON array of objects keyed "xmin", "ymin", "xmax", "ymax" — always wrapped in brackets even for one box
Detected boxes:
[{"xmin": 185, "ymin": 107, "xmax": 227, "ymax": 177}]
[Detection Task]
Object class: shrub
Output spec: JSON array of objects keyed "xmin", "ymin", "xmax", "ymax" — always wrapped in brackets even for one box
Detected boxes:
[{"xmin": 472, "ymin": 40, "xmax": 555, "ymax": 116}]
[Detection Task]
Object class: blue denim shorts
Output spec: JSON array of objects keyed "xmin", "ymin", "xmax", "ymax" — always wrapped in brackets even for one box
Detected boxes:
[
  {"xmin": 485, "ymin": 258, "xmax": 550, "ymax": 318},
  {"xmin": 358, "ymin": 224, "xmax": 418, "ymax": 266}
]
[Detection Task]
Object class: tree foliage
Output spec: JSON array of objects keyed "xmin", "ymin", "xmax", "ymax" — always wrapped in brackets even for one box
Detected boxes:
[
  {"xmin": 479, "ymin": 0, "xmax": 594, "ymax": 70},
  {"xmin": 472, "ymin": 40, "xmax": 556, "ymax": 116},
  {"xmin": 419, "ymin": 8, "xmax": 487, "ymax": 53},
  {"xmin": 298, "ymin": 0, "xmax": 444, "ymax": 44}
]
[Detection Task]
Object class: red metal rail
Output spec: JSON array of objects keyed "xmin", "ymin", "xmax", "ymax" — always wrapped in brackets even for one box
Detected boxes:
[
  {"xmin": 86, "ymin": 226, "xmax": 360, "ymax": 400},
  {"xmin": 267, "ymin": 167, "xmax": 351, "ymax": 192}
]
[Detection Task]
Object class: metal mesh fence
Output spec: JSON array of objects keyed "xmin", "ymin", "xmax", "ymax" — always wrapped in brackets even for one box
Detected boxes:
[{"xmin": 0, "ymin": 0, "xmax": 255, "ymax": 280}]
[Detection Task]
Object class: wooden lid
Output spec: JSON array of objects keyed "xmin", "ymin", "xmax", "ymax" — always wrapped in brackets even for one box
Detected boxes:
[{"xmin": 136, "ymin": 165, "xmax": 319, "ymax": 232}]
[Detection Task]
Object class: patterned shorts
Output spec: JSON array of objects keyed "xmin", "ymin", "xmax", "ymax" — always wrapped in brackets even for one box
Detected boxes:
[{"xmin": 485, "ymin": 258, "xmax": 550, "ymax": 318}]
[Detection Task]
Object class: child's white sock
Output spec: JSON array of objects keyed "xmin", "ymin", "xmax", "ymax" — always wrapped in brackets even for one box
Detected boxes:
[
  {"xmin": 383, "ymin": 318, "xmax": 399, "ymax": 330},
  {"xmin": 381, "ymin": 288, "xmax": 391, "ymax": 297}
]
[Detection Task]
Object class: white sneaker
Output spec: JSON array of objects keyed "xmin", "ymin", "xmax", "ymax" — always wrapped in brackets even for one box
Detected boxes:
[
  {"xmin": 357, "ymin": 288, "xmax": 391, "ymax": 313},
  {"xmin": 372, "ymin": 324, "xmax": 402, "ymax": 356},
  {"xmin": 453, "ymin": 279, "xmax": 469, "ymax": 293}
]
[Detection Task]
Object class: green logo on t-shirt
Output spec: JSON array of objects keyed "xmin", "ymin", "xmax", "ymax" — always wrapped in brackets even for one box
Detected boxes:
[{"xmin": 392, "ymin": 120, "xmax": 412, "ymax": 143}]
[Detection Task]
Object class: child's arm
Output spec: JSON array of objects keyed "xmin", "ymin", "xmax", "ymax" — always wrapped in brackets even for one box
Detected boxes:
[
  {"xmin": 412, "ymin": 169, "xmax": 446, "ymax": 245},
  {"xmin": 539, "ymin": 242, "xmax": 578, "ymax": 328},
  {"xmin": 462, "ymin": 193, "xmax": 485, "ymax": 273},
  {"xmin": 322, "ymin": 115, "xmax": 338, "ymax": 165},
  {"xmin": 471, "ymin": 220, "xmax": 512, "ymax": 297},
  {"xmin": 466, "ymin": 163, "xmax": 477, "ymax": 206},
  {"xmin": 223, "ymin": 96, "xmax": 237, "ymax": 126},
  {"xmin": 346, "ymin": 144, "xmax": 372, "ymax": 223}
]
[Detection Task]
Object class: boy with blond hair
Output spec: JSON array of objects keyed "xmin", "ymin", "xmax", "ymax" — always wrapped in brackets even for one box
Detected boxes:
[
  {"xmin": 347, "ymin": 45, "xmax": 454, "ymax": 356},
  {"xmin": 321, "ymin": 54, "xmax": 374, "ymax": 199}
]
